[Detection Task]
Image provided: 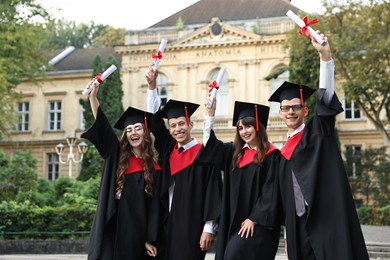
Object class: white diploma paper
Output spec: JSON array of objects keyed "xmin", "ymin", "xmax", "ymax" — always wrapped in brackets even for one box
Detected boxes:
[
  {"xmin": 286, "ymin": 10, "xmax": 324, "ymax": 45},
  {"xmin": 82, "ymin": 64, "xmax": 117, "ymax": 96},
  {"xmin": 207, "ymin": 66, "xmax": 226, "ymax": 108},
  {"xmin": 152, "ymin": 39, "xmax": 168, "ymax": 72}
]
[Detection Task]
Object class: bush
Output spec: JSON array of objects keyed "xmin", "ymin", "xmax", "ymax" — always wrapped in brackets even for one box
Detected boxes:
[
  {"xmin": 357, "ymin": 207, "xmax": 373, "ymax": 225},
  {"xmin": 0, "ymin": 200, "xmax": 95, "ymax": 240}
]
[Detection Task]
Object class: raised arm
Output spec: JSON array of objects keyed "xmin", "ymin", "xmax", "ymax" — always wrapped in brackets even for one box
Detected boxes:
[
  {"xmin": 312, "ymin": 31, "xmax": 334, "ymax": 104},
  {"xmin": 203, "ymin": 96, "xmax": 216, "ymax": 145},
  {"xmin": 145, "ymin": 64, "xmax": 161, "ymax": 113},
  {"xmin": 87, "ymin": 79, "xmax": 100, "ymax": 119}
]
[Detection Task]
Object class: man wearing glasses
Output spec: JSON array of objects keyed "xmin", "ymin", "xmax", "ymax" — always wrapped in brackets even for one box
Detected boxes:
[{"xmin": 268, "ymin": 32, "xmax": 369, "ymax": 260}]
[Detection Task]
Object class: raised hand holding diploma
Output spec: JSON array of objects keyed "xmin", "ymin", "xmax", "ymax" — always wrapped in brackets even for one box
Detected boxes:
[
  {"xmin": 286, "ymin": 10, "xmax": 324, "ymax": 45},
  {"xmin": 152, "ymin": 39, "xmax": 168, "ymax": 72},
  {"xmin": 82, "ymin": 64, "xmax": 118, "ymax": 96},
  {"xmin": 207, "ymin": 66, "xmax": 226, "ymax": 108}
]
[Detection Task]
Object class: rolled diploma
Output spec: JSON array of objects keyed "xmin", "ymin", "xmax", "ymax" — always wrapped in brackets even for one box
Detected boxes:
[
  {"xmin": 82, "ymin": 64, "xmax": 118, "ymax": 96},
  {"xmin": 152, "ymin": 39, "xmax": 168, "ymax": 71},
  {"xmin": 286, "ymin": 10, "xmax": 324, "ymax": 45},
  {"xmin": 207, "ymin": 66, "xmax": 226, "ymax": 108}
]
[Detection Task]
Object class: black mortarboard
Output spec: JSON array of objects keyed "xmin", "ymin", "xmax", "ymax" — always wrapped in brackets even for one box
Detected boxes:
[
  {"xmin": 232, "ymin": 101, "xmax": 270, "ymax": 130},
  {"xmin": 268, "ymin": 81, "xmax": 316, "ymax": 105},
  {"xmin": 158, "ymin": 99, "xmax": 200, "ymax": 124},
  {"xmin": 114, "ymin": 106, "xmax": 152, "ymax": 131}
]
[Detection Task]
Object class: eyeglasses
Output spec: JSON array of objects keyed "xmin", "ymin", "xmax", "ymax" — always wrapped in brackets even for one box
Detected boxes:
[{"xmin": 280, "ymin": 104, "xmax": 303, "ymax": 112}]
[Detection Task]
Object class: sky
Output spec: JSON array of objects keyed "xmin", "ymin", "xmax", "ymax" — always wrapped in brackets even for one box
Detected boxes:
[{"xmin": 37, "ymin": 0, "xmax": 326, "ymax": 30}]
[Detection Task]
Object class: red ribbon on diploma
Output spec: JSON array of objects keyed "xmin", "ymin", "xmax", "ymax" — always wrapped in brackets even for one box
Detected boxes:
[
  {"xmin": 299, "ymin": 16, "xmax": 319, "ymax": 37},
  {"xmin": 152, "ymin": 51, "xmax": 163, "ymax": 60},
  {"xmin": 208, "ymin": 81, "xmax": 219, "ymax": 92},
  {"xmin": 95, "ymin": 73, "xmax": 103, "ymax": 83}
]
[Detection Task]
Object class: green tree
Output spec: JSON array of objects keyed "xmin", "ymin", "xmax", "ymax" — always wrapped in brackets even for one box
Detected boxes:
[
  {"xmin": 0, "ymin": 0, "xmax": 50, "ymax": 139},
  {"xmin": 78, "ymin": 55, "xmax": 123, "ymax": 180},
  {"xmin": 345, "ymin": 146, "xmax": 390, "ymax": 206},
  {"xmin": 42, "ymin": 19, "xmax": 109, "ymax": 50},
  {"xmin": 0, "ymin": 150, "xmax": 38, "ymax": 201},
  {"xmin": 322, "ymin": 0, "xmax": 390, "ymax": 153},
  {"xmin": 91, "ymin": 26, "xmax": 126, "ymax": 48}
]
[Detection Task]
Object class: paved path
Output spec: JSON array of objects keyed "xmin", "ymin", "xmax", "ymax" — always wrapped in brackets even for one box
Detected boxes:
[{"xmin": 0, "ymin": 225, "xmax": 388, "ymax": 260}]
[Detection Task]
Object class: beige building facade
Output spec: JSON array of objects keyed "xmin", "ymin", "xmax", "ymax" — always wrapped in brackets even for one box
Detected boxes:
[{"xmin": 0, "ymin": 3, "xmax": 387, "ymax": 180}]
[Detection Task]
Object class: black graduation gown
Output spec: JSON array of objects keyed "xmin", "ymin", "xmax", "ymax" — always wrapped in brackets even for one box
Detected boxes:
[
  {"xmin": 149, "ymin": 114, "xmax": 222, "ymax": 260},
  {"xmin": 278, "ymin": 89, "xmax": 369, "ymax": 260},
  {"xmin": 81, "ymin": 107, "xmax": 161, "ymax": 260},
  {"xmin": 198, "ymin": 130, "xmax": 281, "ymax": 260}
]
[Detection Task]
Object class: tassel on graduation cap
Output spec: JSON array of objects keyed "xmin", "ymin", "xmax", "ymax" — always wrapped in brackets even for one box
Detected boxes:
[
  {"xmin": 144, "ymin": 112, "xmax": 149, "ymax": 136},
  {"xmin": 184, "ymin": 103, "xmax": 189, "ymax": 126}
]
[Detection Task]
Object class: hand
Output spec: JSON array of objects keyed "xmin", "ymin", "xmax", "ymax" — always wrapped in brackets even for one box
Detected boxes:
[
  {"xmin": 145, "ymin": 242, "xmax": 157, "ymax": 257},
  {"xmin": 199, "ymin": 232, "xmax": 214, "ymax": 251},
  {"xmin": 87, "ymin": 79, "xmax": 99, "ymax": 98},
  {"xmin": 205, "ymin": 96, "xmax": 217, "ymax": 116},
  {"xmin": 311, "ymin": 30, "xmax": 332, "ymax": 62},
  {"xmin": 145, "ymin": 64, "xmax": 159, "ymax": 90},
  {"xmin": 238, "ymin": 218, "xmax": 255, "ymax": 238}
]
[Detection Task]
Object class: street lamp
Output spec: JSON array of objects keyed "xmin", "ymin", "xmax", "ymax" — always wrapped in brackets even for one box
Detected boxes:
[{"xmin": 55, "ymin": 137, "xmax": 88, "ymax": 178}]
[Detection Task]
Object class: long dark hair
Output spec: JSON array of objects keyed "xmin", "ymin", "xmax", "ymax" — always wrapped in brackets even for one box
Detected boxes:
[
  {"xmin": 232, "ymin": 116, "xmax": 270, "ymax": 169},
  {"xmin": 116, "ymin": 124, "xmax": 155, "ymax": 198}
]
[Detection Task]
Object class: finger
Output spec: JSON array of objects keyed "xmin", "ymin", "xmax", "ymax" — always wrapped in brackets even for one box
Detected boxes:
[{"xmin": 146, "ymin": 249, "xmax": 153, "ymax": 257}]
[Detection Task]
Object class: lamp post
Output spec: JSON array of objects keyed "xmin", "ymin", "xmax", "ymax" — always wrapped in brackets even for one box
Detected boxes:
[{"xmin": 55, "ymin": 137, "xmax": 88, "ymax": 178}]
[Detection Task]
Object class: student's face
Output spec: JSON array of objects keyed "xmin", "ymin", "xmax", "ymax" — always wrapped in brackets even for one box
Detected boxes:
[
  {"xmin": 125, "ymin": 123, "xmax": 145, "ymax": 150},
  {"xmin": 168, "ymin": 116, "xmax": 193, "ymax": 145},
  {"xmin": 237, "ymin": 120, "xmax": 257, "ymax": 148},
  {"xmin": 279, "ymin": 98, "xmax": 308, "ymax": 132}
]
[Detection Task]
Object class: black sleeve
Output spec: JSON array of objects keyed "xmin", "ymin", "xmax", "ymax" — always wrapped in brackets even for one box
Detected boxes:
[{"xmin": 80, "ymin": 106, "xmax": 119, "ymax": 159}]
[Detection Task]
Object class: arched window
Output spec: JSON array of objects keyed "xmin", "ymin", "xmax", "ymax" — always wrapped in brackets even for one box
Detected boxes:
[
  {"xmin": 157, "ymin": 72, "xmax": 168, "ymax": 107},
  {"xmin": 209, "ymin": 69, "xmax": 228, "ymax": 116},
  {"xmin": 270, "ymin": 69, "xmax": 289, "ymax": 115}
]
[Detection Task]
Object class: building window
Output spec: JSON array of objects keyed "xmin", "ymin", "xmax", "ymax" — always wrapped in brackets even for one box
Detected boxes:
[
  {"xmin": 157, "ymin": 73, "xmax": 168, "ymax": 107},
  {"xmin": 48, "ymin": 101, "xmax": 62, "ymax": 130},
  {"xmin": 270, "ymin": 70, "xmax": 289, "ymax": 115},
  {"xmin": 345, "ymin": 99, "xmax": 361, "ymax": 119},
  {"xmin": 79, "ymin": 104, "xmax": 85, "ymax": 130},
  {"xmin": 210, "ymin": 68, "xmax": 228, "ymax": 116},
  {"xmin": 16, "ymin": 102, "xmax": 30, "ymax": 131},
  {"xmin": 345, "ymin": 145, "xmax": 362, "ymax": 178},
  {"xmin": 47, "ymin": 153, "xmax": 59, "ymax": 181}
]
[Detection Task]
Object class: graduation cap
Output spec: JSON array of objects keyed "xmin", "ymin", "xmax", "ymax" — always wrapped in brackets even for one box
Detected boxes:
[
  {"xmin": 268, "ymin": 81, "xmax": 316, "ymax": 107},
  {"xmin": 158, "ymin": 99, "xmax": 200, "ymax": 125},
  {"xmin": 114, "ymin": 106, "xmax": 153, "ymax": 134},
  {"xmin": 232, "ymin": 101, "xmax": 270, "ymax": 131}
]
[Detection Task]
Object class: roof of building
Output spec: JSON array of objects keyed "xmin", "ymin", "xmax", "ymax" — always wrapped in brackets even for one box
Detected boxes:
[
  {"xmin": 150, "ymin": 0, "xmax": 300, "ymax": 28},
  {"xmin": 45, "ymin": 47, "xmax": 121, "ymax": 73}
]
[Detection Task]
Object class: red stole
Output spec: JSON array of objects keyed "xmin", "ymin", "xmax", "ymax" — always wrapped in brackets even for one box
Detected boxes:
[
  {"xmin": 280, "ymin": 130, "xmax": 304, "ymax": 160},
  {"xmin": 239, "ymin": 144, "xmax": 278, "ymax": 168},
  {"xmin": 169, "ymin": 143, "xmax": 202, "ymax": 175},
  {"xmin": 125, "ymin": 154, "xmax": 162, "ymax": 174}
]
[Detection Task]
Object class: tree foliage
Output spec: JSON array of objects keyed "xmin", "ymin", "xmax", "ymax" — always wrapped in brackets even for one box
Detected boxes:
[
  {"xmin": 91, "ymin": 26, "xmax": 126, "ymax": 48},
  {"xmin": 345, "ymin": 146, "xmax": 390, "ymax": 207},
  {"xmin": 0, "ymin": 0, "xmax": 50, "ymax": 139},
  {"xmin": 0, "ymin": 150, "xmax": 38, "ymax": 201},
  {"xmin": 42, "ymin": 19, "xmax": 109, "ymax": 49},
  {"xmin": 322, "ymin": 0, "xmax": 390, "ymax": 150}
]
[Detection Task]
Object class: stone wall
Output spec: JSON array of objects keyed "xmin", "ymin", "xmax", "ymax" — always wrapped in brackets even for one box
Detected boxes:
[{"xmin": 0, "ymin": 240, "xmax": 88, "ymax": 254}]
